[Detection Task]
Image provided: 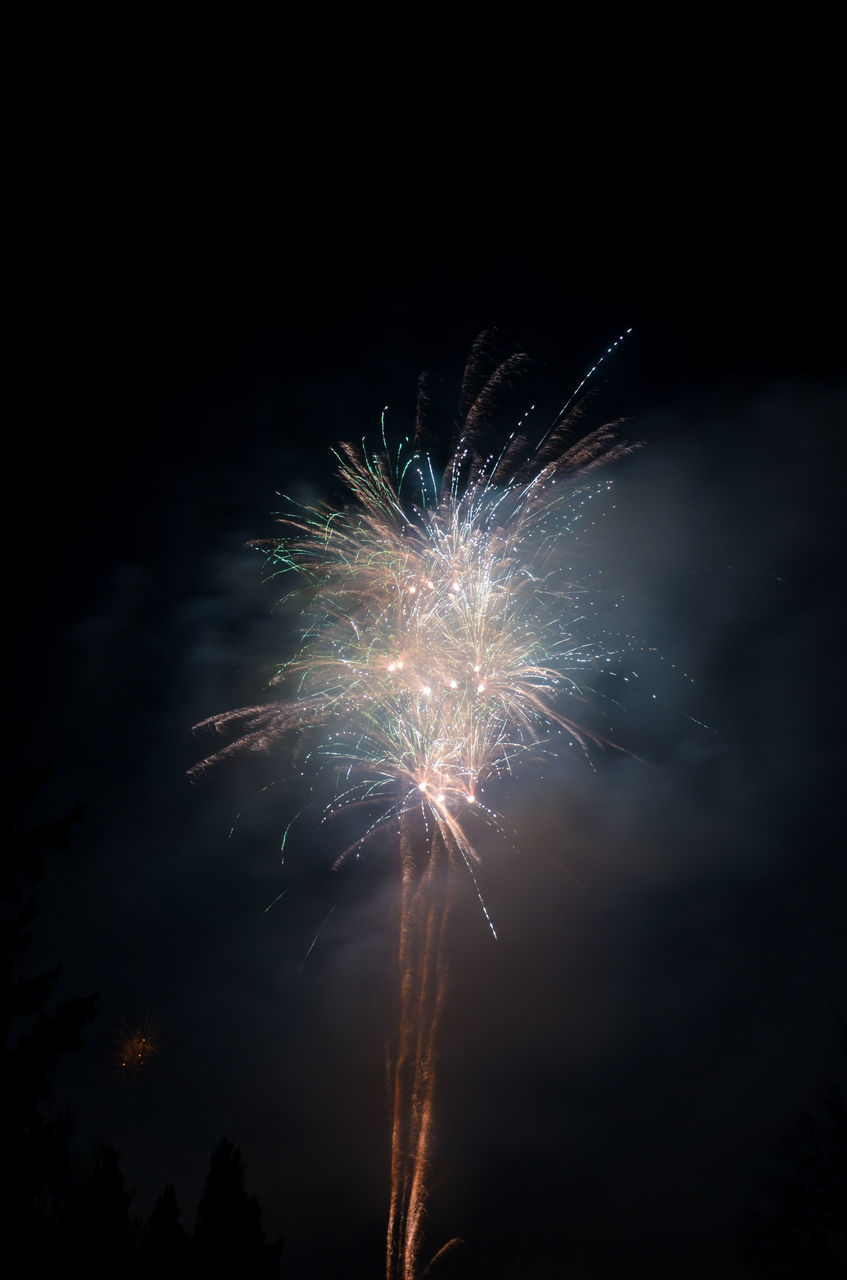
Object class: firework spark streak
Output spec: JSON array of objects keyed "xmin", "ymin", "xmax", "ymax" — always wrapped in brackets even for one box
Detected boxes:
[{"xmin": 191, "ymin": 331, "xmax": 636, "ymax": 1279}]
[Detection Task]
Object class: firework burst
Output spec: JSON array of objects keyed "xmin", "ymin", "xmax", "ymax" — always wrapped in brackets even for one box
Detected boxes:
[
  {"xmin": 114, "ymin": 1014, "xmax": 159, "ymax": 1078},
  {"xmin": 191, "ymin": 330, "xmax": 636, "ymax": 1279},
  {"xmin": 117, "ymin": 1028, "xmax": 156, "ymax": 1074}
]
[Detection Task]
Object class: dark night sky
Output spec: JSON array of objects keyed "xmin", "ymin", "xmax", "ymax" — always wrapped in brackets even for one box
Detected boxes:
[{"xmin": 7, "ymin": 117, "xmax": 845, "ymax": 1278}]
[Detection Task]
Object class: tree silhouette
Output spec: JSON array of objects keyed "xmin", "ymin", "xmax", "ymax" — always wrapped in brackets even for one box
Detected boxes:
[
  {"xmin": 57, "ymin": 1142, "xmax": 136, "ymax": 1276},
  {"xmin": 744, "ymin": 1016, "xmax": 847, "ymax": 1277},
  {"xmin": 0, "ymin": 730, "xmax": 97, "ymax": 1253},
  {"xmin": 139, "ymin": 1182, "xmax": 191, "ymax": 1278},
  {"xmin": 194, "ymin": 1136, "xmax": 283, "ymax": 1278}
]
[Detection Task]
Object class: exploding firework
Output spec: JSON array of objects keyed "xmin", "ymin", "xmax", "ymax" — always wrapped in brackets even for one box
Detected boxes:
[
  {"xmin": 191, "ymin": 331, "xmax": 636, "ymax": 1279},
  {"xmin": 116, "ymin": 1020, "xmax": 157, "ymax": 1076},
  {"xmin": 113, "ymin": 1017, "xmax": 159, "ymax": 1156}
]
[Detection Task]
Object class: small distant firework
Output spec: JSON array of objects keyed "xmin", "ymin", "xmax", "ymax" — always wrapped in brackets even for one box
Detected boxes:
[
  {"xmin": 116, "ymin": 1022, "xmax": 157, "ymax": 1076},
  {"xmin": 191, "ymin": 330, "xmax": 636, "ymax": 1280}
]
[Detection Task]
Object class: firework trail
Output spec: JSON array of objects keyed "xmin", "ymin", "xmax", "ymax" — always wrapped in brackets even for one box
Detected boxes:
[{"xmin": 191, "ymin": 330, "xmax": 635, "ymax": 1279}]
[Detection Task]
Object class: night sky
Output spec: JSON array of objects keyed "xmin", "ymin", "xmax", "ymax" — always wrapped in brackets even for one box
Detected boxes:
[{"xmin": 9, "ymin": 148, "xmax": 845, "ymax": 1278}]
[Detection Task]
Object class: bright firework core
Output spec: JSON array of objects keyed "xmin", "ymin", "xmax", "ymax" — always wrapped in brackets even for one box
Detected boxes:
[
  {"xmin": 192, "ymin": 333, "xmax": 636, "ymax": 889},
  {"xmin": 267, "ymin": 420, "xmax": 632, "ymax": 873}
]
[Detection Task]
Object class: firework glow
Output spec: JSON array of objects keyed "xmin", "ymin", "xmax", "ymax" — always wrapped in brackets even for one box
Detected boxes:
[
  {"xmin": 191, "ymin": 331, "xmax": 636, "ymax": 1279},
  {"xmin": 117, "ymin": 1030, "xmax": 155, "ymax": 1074}
]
